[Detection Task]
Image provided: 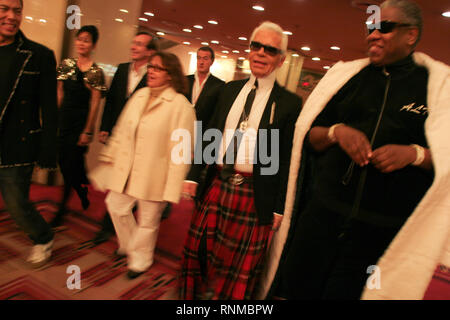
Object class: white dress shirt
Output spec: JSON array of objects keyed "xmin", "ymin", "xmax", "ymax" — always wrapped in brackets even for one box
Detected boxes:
[
  {"xmin": 128, "ymin": 62, "xmax": 147, "ymax": 97},
  {"xmin": 217, "ymin": 71, "xmax": 277, "ymax": 173},
  {"xmin": 192, "ymin": 72, "xmax": 210, "ymax": 105}
]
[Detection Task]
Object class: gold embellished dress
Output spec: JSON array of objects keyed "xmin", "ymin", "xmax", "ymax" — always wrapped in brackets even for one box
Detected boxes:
[{"xmin": 55, "ymin": 58, "xmax": 106, "ymax": 215}]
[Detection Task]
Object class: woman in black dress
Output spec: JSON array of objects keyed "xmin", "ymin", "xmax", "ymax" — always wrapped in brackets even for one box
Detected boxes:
[{"xmin": 51, "ymin": 25, "xmax": 106, "ymax": 227}]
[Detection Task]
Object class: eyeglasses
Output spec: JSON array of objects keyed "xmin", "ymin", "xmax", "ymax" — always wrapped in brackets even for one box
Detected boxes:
[
  {"xmin": 366, "ymin": 20, "xmax": 413, "ymax": 34},
  {"xmin": 249, "ymin": 41, "xmax": 283, "ymax": 56},
  {"xmin": 147, "ymin": 64, "xmax": 167, "ymax": 72}
]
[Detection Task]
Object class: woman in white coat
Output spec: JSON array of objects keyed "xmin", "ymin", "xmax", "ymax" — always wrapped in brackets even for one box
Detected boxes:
[{"xmin": 90, "ymin": 52, "xmax": 196, "ymax": 279}]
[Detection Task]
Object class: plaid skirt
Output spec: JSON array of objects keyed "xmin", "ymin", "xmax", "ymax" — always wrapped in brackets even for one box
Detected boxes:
[{"xmin": 179, "ymin": 171, "xmax": 272, "ymax": 300}]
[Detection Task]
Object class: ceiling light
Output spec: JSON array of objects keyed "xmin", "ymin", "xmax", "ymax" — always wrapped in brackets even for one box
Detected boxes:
[
  {"xmin": 245, "ymin": 49, "xmax": 250, "ymax": 53},
  {"xmin": 330, "ymin": 46, "xmax": 341, "ymax": 51},
  {"xmin": 324, "ymin": 66, "xmax": 330, "ymax": 69},
  {"xmin": 194, "ymin": 25, "xmax": 203, "ymax": 29},
  {"xmin": 232, "ymin": 50, "xmax": 240, "ymax": 53},
  {"xmin": 115, "ymin": 18, "xmax": 123, "ymax": 23},
  {"xmin": 201, "ymin": 42, "xmax": 209, "ymax": 46},
  {"xmin": 301, "ymin": 46, "xmax": 311, "ymax": 51},
  {"xmin": 252, "ymin": 5, "xmax": 265, "ymax": 11},
  {"xmin": 292, "ymin": 53, "xmax": 299, "ymax": 57},
  {"xmin": 156, "ymin": 32, "xmax": 165, "ymax": 36},
  {"xmin": 221, "ymin": 55, "xmax": 228, "ymax": 58},
  {"xmin": 238, "ymin": 57, "xmax": 246, "ymax": 60},
  {"xmin": 283, "ymin": 31, "xmax": 293, "ymax": 35},
  {"xmin": 222, "ymin": 50, "xmax": 229, "ymax": 54},
  {"xmin": 139, "ymin": 18, "xmax": 148, "ymax": 22},
  {"xmin": 183, "ymin": 28, "xmax": 192, "ymax": 32},
  {"xmin": 211, "ymin": 40, "xmax": 219, "ymax": 44},
  {"xmin": 239, "ymin": 37, "xmax": 247, "ymax": 41},
  {"xmin": 183, "ymin": 42, "xmax": 191, "ymax": 45},
  {"xmin": 208, "ymin": 20, "xmax": 218, "ymax": 25},
  {"xmin": 119, "ymin": 9, "xmax": 128, "ymax": 13},
  {"xmin": 144, "ymin": 12, "xmax": 154, "ymax": 17},
  {"xmin": 39, "ymin": 19, "xmax": 47, "ymax": 23},
  {"xmin": 25, "ymin": 16, "xmax": 33, "ymax": 21},
  {"xmin": 443, "ymin": 11, "xmax": 450, "ymax": 17},
  {"xmin": 312, "ymin": 57, "xmax": 320, "ymax": 61}
]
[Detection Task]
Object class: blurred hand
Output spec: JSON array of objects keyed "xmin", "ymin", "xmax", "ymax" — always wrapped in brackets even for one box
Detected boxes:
[
  {"xmin": 370, "ymin": 144, "xmax": 416, "ymax": 173},
  {"xmin": 98, "ymin": 131, "xmax": 109, "ymax": 144},
  {"xmin": 77, "ymin": 133, "xmax": 92, "ymax": 146},
  {"xmin": 182, "ymin": 181, "xmax": 198, "ymax": 200},
  {"xmin": 272, "ymin": 214, "xmax": 283, "ymax": 231},
  {"xmin": 334, "ymin": 125, "xmax": 372, "ymax": 167}
]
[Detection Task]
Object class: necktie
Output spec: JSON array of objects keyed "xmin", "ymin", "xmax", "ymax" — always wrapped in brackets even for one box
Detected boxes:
[{"xmin": 221, "ymin": 80, "xmax": 258, "ymax": 179}]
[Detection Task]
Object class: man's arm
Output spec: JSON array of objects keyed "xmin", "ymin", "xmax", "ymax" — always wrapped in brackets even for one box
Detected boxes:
[
  {"xmin": 37, "ymin": 48, "xmax": 58, "ymax": 169},
  {"xmin": 99, "ymin": 64, "xmax": 122, "ymax": 143}
]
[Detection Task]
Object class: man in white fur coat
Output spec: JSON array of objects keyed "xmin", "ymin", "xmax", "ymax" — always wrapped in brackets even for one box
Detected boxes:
[{"xmin": 259, "ymin": 0, "xmax": 450, "ymax": 300}]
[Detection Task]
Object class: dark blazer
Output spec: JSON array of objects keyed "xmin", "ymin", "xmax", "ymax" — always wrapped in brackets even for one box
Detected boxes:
[
  {"xmin": 186, "ymin": 74, "xmax": 225, "ymax": 127},
  {"xmin": 0, "ymin": 30, "xmax": 57, "ymax": 168},
  {"xmin": 100, "ymin": 62, "xmax": 147, "ymax": 133},
  {"xmin": 188, "ymin": 79, "xmax": 302, "ymax": 225}
]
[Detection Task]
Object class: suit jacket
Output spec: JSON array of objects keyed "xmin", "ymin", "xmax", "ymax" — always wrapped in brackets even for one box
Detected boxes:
[
  {"xmin": 188, "ymin": 79, "xmax": 302, "ymax": 225},
  {"xmin": 0, "ymin": 30, "xmax": 57, "ymax": 168},
  {"xmin": 100, "ymin": 62, "xmax": 147, "ymax": 133},
  {"xmin": 186, "ymin": 74, "xmax": 225, "ymax": 127}
]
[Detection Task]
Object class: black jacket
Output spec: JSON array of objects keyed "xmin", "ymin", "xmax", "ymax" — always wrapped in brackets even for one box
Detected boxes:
[
  {"xmin": 188, "ymin": 79, "xmax": 302, "ymax": 225},
  {"xmin": 100, "ymin": 62, "xmax": 147, "ymax": 133},
  {"xmin": 186, "ymin": 74, "xmax": 225, "ymax": 127},
  {"xmin": 0, "ymin": 30, "xmax": 57, "ymax": 168}
]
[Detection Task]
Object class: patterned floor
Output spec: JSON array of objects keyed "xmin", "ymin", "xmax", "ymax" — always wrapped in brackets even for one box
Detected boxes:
[
  {"xmin": 0, "ymin": 185, "xmax": 448, "ymax": 300},
  {"xmin": 0, "ymin": 185, "xmax": 194, "ymax": 300}
]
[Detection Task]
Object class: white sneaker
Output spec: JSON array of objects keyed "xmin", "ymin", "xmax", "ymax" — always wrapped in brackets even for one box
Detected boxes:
[{"xmin": 27, "ymin": 240, "xmax": 54, "ymax": 268}]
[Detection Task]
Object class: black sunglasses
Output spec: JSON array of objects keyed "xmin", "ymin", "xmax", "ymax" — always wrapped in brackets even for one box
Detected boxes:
[
  {"xmin": 366, "ymin": 20, "xmax": 412, "ymax": 34},
  {"xmin": 147, "ymin": 64, "xmax": 167, "ymax": 72},
  {"xmin": 249, "ymin": 41, "xmax": 283, "ymax": 56}
]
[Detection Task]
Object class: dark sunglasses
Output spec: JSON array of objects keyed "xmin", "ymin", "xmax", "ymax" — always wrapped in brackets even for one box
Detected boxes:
[
  {"xmin": 249, "ymin": 41, "xmax": 282, "ymax": 56},
  {"xmin": 366, "ymin": 20, "xmax": 412, "ymax": 34},
  {"xmin": 147, "ymin": 64, "xmax": 167, "ymax": 72}
]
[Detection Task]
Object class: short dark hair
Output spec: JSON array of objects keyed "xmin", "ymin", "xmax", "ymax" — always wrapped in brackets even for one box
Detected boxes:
[
  {"xmin": 150, "ymin": 52, "xmax": 188, "ymax": 95},
  {"xmin": 136, "ymin": 31, "xmax": 158, "ymax": 51},
  {"xmin": 76, "ymin": 25, "xmax": 99, "ymax": 45},
  {"xmin": 197, "ymin": 46, "xmax": 215, "ymax": 62}
]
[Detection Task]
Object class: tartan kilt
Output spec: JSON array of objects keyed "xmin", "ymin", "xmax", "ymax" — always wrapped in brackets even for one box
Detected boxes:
[{"xmin": 178, "ymin": 171, "xmax": 272, "ymax": 300}]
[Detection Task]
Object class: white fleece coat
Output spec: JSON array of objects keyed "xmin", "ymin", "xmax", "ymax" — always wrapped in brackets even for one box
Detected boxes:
[{"xmin": 258, "ymin": 52, "xmax": 450, "ymax": 300}]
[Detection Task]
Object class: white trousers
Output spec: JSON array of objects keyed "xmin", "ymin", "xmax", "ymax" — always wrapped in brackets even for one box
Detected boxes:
[{"xmin": 105, "ymin": 191, "xmax": 166, "ymax": 272}]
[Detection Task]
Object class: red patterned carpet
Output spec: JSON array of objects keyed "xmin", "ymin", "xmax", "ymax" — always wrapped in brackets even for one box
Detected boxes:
[
  {"xmin": 0, "ymin": 184, "xmax": 194, "ymax": 300},
  {"xmin": 0, "ymin": 184, "xmax": 448, "ymax": 300}
]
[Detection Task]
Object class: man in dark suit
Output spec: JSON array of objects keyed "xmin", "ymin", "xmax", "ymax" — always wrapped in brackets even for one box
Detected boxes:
[
  {"xmin": 186, "ymin": 46, "xmax": 225, "ymax": 127},
  {"xmin": 0, "ymin": 0, "xmax": 57, "ymax": 267},
  {"xmin": 92, "ymin": 32, "xmax": 157, "ymax": 245},
  {"xmin": 179, "ymin": 21, "xmax": 302, "ymax": 299}
]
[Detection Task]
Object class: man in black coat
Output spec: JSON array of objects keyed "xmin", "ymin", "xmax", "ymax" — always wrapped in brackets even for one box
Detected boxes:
[
  {"xmin": 179, "ymin": 22, "xmax": 302, "ymax": 299},
  {"xmin": 0, "ymin": 0, "xmax": 57, "ymax": 267},
  {"xmin": 186, "ymin": 46, "xmax": 225, "ymax": 128},
  {"xmin": 92, "ymin": 32, "xmax": 157, "ymax": 245}
]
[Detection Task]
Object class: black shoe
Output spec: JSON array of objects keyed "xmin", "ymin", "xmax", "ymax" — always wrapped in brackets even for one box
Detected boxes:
[
  {"xmin": 80, "ymin": 187, "xmax": 90, "ymax": 210},
  {"xmin": 127, "ymin": 270, "xmax": 145, "ymax": 279},
  {"xmin": 91, "ymin": 230, "xmax": 113, "ymax": 245},
  {"xmin": 161, "ymin": 203, "xmax": 172, "ymax": 220},
  {"xmin": 50, "ymin": 212, "xmax": 65, "ymax": 228}
]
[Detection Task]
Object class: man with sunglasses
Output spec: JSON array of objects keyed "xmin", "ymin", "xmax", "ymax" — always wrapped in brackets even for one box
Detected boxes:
[
  {"xmin": 262, "ymin": 0, "xmax": 450, "ymax": 300},
  {"xmin": 179, "ymin": 21, "xmax": 302, "ymax": 299}
]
